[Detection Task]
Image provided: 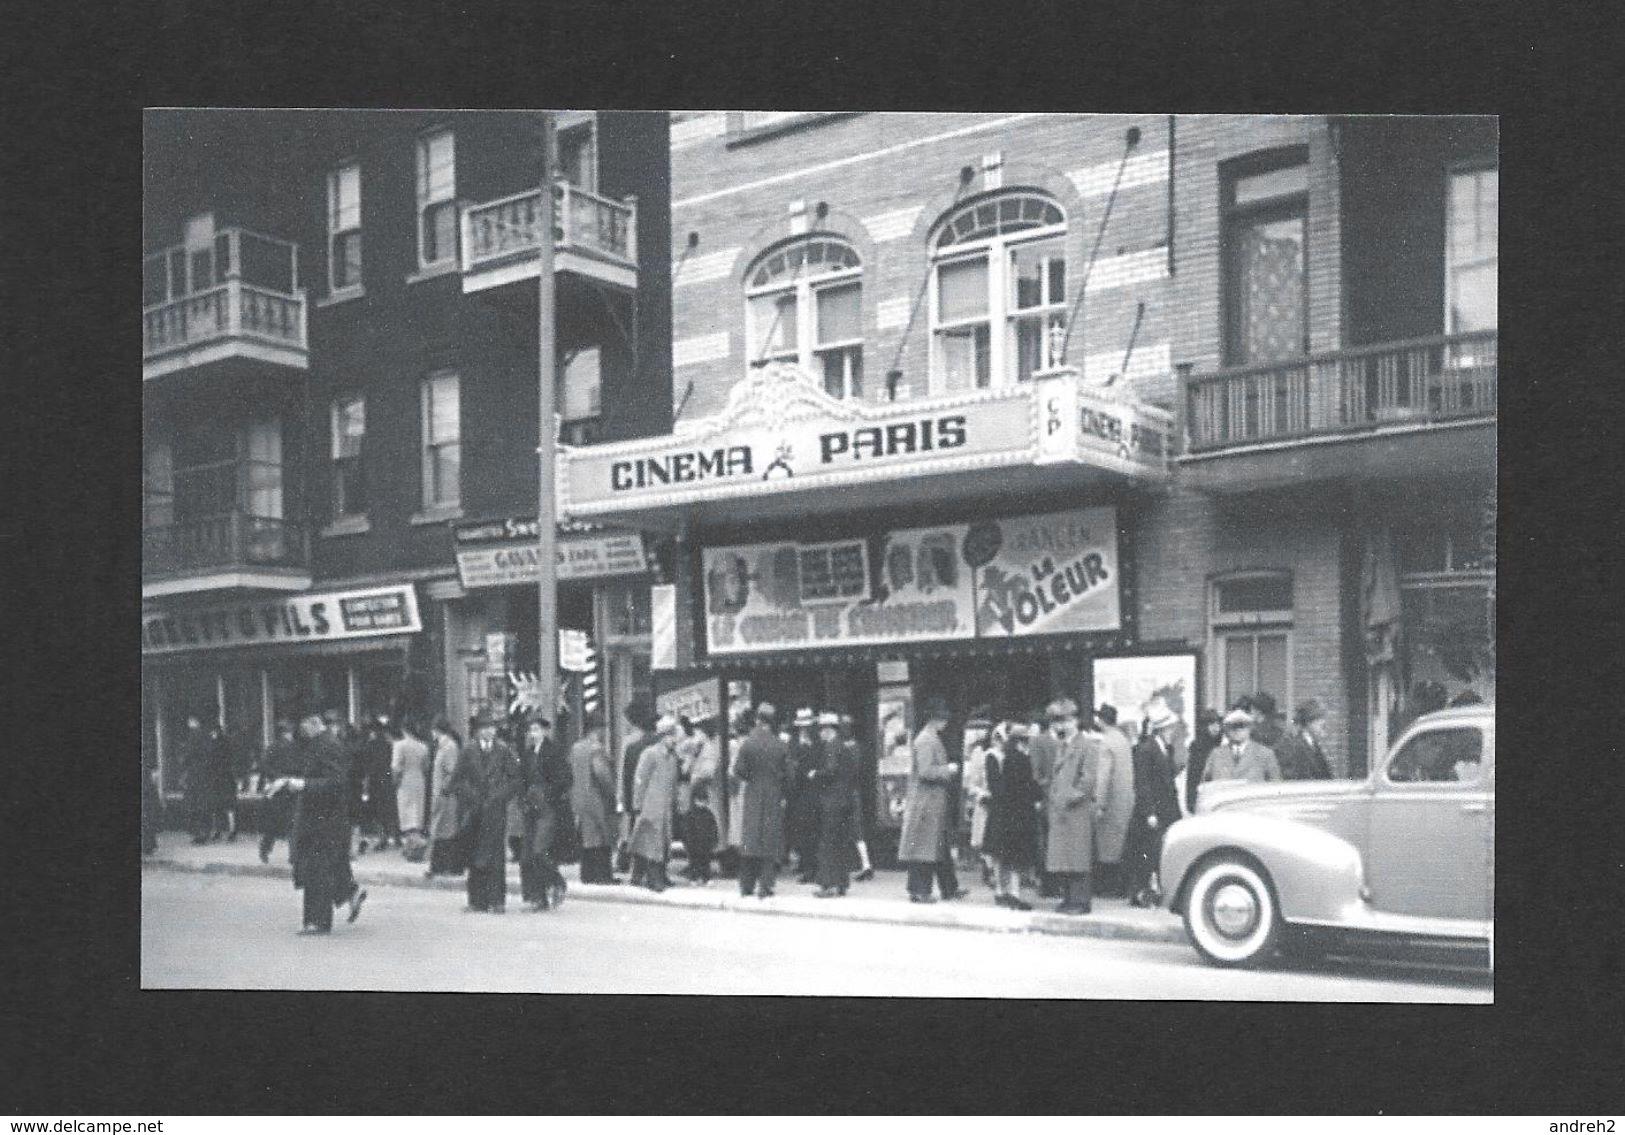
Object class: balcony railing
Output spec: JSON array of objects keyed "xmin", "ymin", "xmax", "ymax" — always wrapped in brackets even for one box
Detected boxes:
[
  {"xmin": 461, "ymin": 181, "xmax": 638, "ymax": 277},
  {"xmin": 143, "ymin": 513, "xmax": 310, "ymax": 579},
  {"xmin": 1184, "ymin": 331, "xmax": 1497, "ymax": 454},
  {"xmin": 142, "ymin": 228, "xmax": 307, "ymax": 369}
]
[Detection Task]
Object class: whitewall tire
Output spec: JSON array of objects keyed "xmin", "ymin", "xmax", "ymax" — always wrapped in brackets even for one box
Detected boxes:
[{"xmin": 1182, "ymin": 855, "xmax": 1282, "ymax": 968}]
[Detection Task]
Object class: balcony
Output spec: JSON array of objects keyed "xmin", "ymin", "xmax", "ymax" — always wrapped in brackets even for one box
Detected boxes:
[
  {"xmin": 143, "ymin": 229, "xmax": 308, "ymax": 381},
  {"xmin": 142, "ymin": 513, "xmax": 312, "ymax": 598},
  {"xmin": 1181, "ymin": 332, "xmax": 1497, "ymax": 492},
  {"xmin": 461, "ymin": 181, "xmax": 638, "ymax": 294}
]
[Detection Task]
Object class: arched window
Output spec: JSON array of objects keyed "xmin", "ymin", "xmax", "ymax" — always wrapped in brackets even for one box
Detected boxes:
[
  {"xmin": 929, "ymin": 191, "xmax": 1067, "ymax": 391},
  {"xmin": 745, "ymin": 236, "xmax": 863, "ymax": 399}
]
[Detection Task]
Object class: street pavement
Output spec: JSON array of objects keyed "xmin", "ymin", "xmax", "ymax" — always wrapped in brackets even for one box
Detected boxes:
[{"xmin": 142, "ymin": 863, "xmax": 1493, "ymax": 1000}]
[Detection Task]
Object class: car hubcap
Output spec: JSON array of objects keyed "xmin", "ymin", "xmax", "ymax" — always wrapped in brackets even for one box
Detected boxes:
[{"xmin": 1210, "ymin": 882, "xmax": 1259, "ymax": 939}]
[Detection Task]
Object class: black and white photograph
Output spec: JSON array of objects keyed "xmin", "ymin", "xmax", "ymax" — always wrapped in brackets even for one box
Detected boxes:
[{"xmin": 139, "ymin": 108, "xmax": 1497, "ymax": 1003}]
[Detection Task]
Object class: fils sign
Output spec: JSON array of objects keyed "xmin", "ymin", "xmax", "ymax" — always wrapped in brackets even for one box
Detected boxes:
[{"xmin": 142, "ymin": 585, "xmax": 422, "ymax": 655}]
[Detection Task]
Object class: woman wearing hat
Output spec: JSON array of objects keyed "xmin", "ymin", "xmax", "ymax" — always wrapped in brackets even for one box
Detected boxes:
[
  {"xmin": 786, "ymin": 707, "xmax": 821, "ymax": 883},
  {"xmin": 898, "ymin": 698, "xmax": 965, "ymax": 904},
  {"xmin": 810, "ymin": 712, "xmax": 859, "ymax": 897},
  {"xmin": 984, "ymin": 721, "xmax": 1041, "ymax": 910},
  {"xmin": 1125, "ymin": 701, "xmax": 1183, "ymax": 906}
]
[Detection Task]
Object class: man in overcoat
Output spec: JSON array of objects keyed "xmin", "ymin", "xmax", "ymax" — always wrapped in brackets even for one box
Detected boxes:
[
  {"xmin": 811, "ymin": 712, "xmax": 859, "ymax": 897},
  {"xmin": 630, "ymin": 714, "xmax": 683, "ymax": 891},
  {"xmin": 1043, "ymin": 699, "xmax": 1101, "ymax": 915},
  {"xmin": 1091, "ymin": 704, "xmax": 1136, "ymax": 898},
  {"xmin": 1203, "ymin": 708, "xmax": 1283, "ymax": 785},
  {"xmin": 519, "ymin": 716, "xmax": 573, "ymax": 910},
  {"xmin": 285, "ymin": 713, "xmax": 366, "ymax": 934},
  {"xmin": 1027, "ymin": 705, "xmax": 1063, "ymax": 897},
  {"xmin": 569, "ymin": 709, "xmax": 619, "ymax": 884},
  {"xmin": 1276, "ymin": 698, "xmax": 1333, "ymax": 781},
  {"xmin": 786, "ymin": 708, "xmax": 820, "ymax": 882},
  {"xmin": 1125, "ymin": 701, "xmax": 1182, "ymax": 907},
  {"xmin": 898, "ymin": 699, "xmax": 964, "ymax": 904},
  {"xmin": 448, "ymin": 709, "xmax": 524, "ymax": 913},
  {"xmin": 733, "ymin": 702, "xmax": 790, "ymax": 898},
  {"xmin": 616, "ymin": 701, "xmax": 654, "ymax": 874}
]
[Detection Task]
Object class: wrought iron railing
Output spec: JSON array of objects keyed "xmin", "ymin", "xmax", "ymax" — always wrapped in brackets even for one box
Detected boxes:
[
  {"xmin": 1183, "ymin": 331, "xmax": 1497, "ymax": 453},
  {"xmin": 462, "ymin": 181, "xmax": 638, "ymax": 274},
  {"xmin": 142, "ymin": 513, "xmax": 309, "ymax": 577}
]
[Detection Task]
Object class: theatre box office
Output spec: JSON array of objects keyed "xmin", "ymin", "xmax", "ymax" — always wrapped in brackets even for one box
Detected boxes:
[{"xmin": 141, "ymin": 584, "xmax": 425, "ymax": 797}]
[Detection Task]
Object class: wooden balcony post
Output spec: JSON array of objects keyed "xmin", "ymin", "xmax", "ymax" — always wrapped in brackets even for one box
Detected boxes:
[{"xmin": 624, "ymin": 194, "xmax": 638, "ymax": 261}]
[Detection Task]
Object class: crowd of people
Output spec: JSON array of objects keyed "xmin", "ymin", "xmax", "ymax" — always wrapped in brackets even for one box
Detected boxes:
[{"xmin": 142, "ymin": 682, "xmax": 1352, "ymax": 934}]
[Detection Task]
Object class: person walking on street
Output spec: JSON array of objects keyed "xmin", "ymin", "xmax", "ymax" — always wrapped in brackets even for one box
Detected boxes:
[
  {"xmin": 1204, "ymin": 707, "xmax": 1283, "ymax": 785},
  {"xmin": 899, "ymin": 699, "xmax": 965, "ymax": 904},
  {"xmin": 734, "ymin": 702, "xmax": 790, "ymax": 899},
  {"xmin": 682, "ymin": 716, "xmax": 722, "ymax": 884},
  {"xmin": 426, "ymin": 718, "xmax": 466, "ymax": 877},
  {"xmin": 447, "ymin": 709, "xmax": 523, "ymax": 913},
  {"xmin": 1182, "ymin": 708, "xmax": 1224, "ymax": 815},
  {"xmin": 255, "ymin": 719, "xmax": 301, "ymax": 863},
  {"xmin": 519, "ymin": 716, "xmax": 573, "ymax": 911},
  {"xmin": 984, "ymin": 721, "xmax": 1041, "ymax": 910},
  {"xmin": 1043, "ymin": 698, "xmax": 1100, "ymax": 915},
  {"xmin": 209, "ymin": 720, "xmax": 240, "ymax": 842},
  {"xmin": 616, "ymin": 701, "xmax": 654, "ymax": 875},
  {"xmin": 1125, "ymin": 701, "xmax": 1182, "ymax": 906},
  {"xmin": 392, "ymin": 720, "xmax": 431, "ymax": 859},
  {"xmin": 282, "ymin": 713, "xmax": 366, "ymax": 935},
  {"xmin": 357, "ymin": 715, "xmax": 399, "ymax": 854},
  {"xmin": 569, "ymin": 709, "xmax": 619, "ymax": 884},
  {"xmin": 630, "ymin": 714, "xmax": 683, "ymax": 892},
  {"xmin": 1092, "ymin": 704, "xmax": 1136, "ymax": 899},
  {"xmin": 1277, "ymin": 698, "xmax": 1334, "ymax": 780},
  {"xmin": 810, "ymin": 712, "xmax": 859, "ymax": 898}
]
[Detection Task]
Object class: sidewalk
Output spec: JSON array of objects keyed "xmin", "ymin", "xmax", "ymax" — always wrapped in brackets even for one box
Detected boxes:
[{"xmin": 142, "ymin": 831, "xmax": 1187, "ymax": 945}]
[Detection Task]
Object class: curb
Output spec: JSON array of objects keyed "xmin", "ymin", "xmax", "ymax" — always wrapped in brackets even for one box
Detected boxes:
[{"xmin": 143, "ymin": 855, "xmax": 1189, "ymax": 945}]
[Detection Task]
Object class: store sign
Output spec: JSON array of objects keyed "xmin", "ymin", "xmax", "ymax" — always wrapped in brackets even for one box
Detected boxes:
[
  {"xmin": 657, "ymin": 678, "xmax": 722, "ymax": 722},
  {"xmin": 454, "ymin": 525, "xmax": 648, "ymax": 589},
  {"xmin": 142, "ymin": 585, "xmax": 422, "ymax": 655},
  {"xmin": 1035, "ymin": 372, "xmax": 1174, "ymax": 474},
  {"xmin": 565, "ymin": 363, "xmax": 1036, "ymax": 513},
  {"xmin": 701, "ymin": 506, "xmax": 1121, "ymax": 656},
  {"xmin": 704, "ymin": 523, "xmax": 978, "ymax": 654},
  {"xmin": 972, "ymin": 507, "xmax": 1122, "ymax": 637}
]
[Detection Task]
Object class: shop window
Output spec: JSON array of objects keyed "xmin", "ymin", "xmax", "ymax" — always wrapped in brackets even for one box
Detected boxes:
[
  {"xmin": 415, "ymin": 128, "xmax": 457, "ymax": 269},
  {"xmin": 745, "ymin": 236, "xmax": 864, "ymax": 398},
  {"xmin": 331, "ymin": 394, "xmax": 367, "ymax": 519},
  {"xmin": 1222, "ymin": 150, "xmax": 1309, "ymax": 367},
  {"xmin": 327, "ymin": 162, "xmax": 363, "ymax": 295},
  {"xmin": 929, "ymin": 191, "xmax": 1066, "ymax": 391},
  {"xmin": 1447, "ymin": 167, "xmax": 1497, "ymax": 334},
  {"xmin": 1211, "ymin": 571, "xmax": 1294, "ymax": 711},
  {"xmin": 420, "ymin": 371, "xmax": 461, "ymax": 510}
]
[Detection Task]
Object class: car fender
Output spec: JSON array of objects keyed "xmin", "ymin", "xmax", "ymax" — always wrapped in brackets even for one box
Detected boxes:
[{"xmin": 1163, "ymin": 812, "xmax": 1367, "ymax": 926}]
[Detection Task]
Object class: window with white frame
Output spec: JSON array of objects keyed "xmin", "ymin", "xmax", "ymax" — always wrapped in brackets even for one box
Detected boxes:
[
  {"xmin": 1447, "ymin": 167, "xmax": 1497, "ymax": 333},
  {"xmin": 1210, "ymin": 572, "xmax": 1294, "ymax": 711},
  {"xmin": 327, "ymin": 163, "xmax": 363, "ymax": 293},
  {"xmin": 930, "ymin": 191, "xmax": 1067, "ymax": 392},
  {"xmin": 560, "ymin": 347, "xmax": 602, "ymax": 423},
  {"xmin": 745, "ymin": 237, "xmax": 863, "ymax": 399},
  {"xmin": 420, "ymin": 371, "xmax": 461, "ymax": 510},
  {"xmin": 331, "ymin": 394, "xmax": 366, "ymax": 518},
  {"xmin": 242, "ymin": 417, "xmax": 284, "ymax": 520},
  {"xmin": 558, "ymin": 123, "xmax": 597, "ymax": 192},
  {"xmin": 415, "ymin": 129, "xmax": 457, "ymax": 268}
]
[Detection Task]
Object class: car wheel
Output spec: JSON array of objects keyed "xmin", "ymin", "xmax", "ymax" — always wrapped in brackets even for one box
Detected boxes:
[{"xmin": 1182, "ymin": 855, "xmax": 1282, "ymax": 968}]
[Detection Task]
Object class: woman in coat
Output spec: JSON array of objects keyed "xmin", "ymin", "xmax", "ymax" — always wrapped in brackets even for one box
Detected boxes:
[
  {"xmin": 569, "ymin": 710, "xmax": 618, "ymax": 884},
  {"xmin": 391, "ymin": 722, "xmax": 431, "ymax": 844},
  {"xmin": 984, "ymin": 722, "xmax": 1041, "ymax": 910},
  {"xmin": 630, "ymin": 715, "xmax": 682, "ymax": 891},
  {"xmin": 898, "ymin": 700, "xmax": 963, "ymax": 904},
  {"xmin": 810, "ymin": 713, "xmax": 859, "ymax": 897},
  {"xmin": 1043, "ymin": 700, "xmax": 1100, "ymax": 915},
  {"xmin": 426, "ymin": 718, "xmax": 465, "ymax": 877},
  {"xmin": 1181, "ymin": 708, "xmax": 1224, "ymax": 816},
  {"xmin": 1091, "ymin": 705, "xmax": 1137, "ymax": 898}
]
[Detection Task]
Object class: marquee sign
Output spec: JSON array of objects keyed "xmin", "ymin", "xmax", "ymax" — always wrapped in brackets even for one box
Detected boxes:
[
  {"xmin": 453, "ymin": 517, "xmax": 648, "ymax": 588},
  {"xmin": 702, "ymin": 506, "xmax": 1122, "ymax": 656},
  {"xmin": 142, "ymin": 584, "xmax": 422, "ymax": 655},
  {"xmin": 562, "ymin": 364, "xmax": 1172, "ymax": 518}
]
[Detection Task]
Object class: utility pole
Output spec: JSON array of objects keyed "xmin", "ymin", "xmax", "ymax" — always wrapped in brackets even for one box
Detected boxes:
[{"xmin": 536, "ymin": 111, "xmax": 559, "ymax": 726}]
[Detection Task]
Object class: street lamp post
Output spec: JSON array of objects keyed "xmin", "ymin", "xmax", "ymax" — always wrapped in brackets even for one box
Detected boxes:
[{"xmin": 537, "ymin": 111, "xmax": 559, "ymax": 726}]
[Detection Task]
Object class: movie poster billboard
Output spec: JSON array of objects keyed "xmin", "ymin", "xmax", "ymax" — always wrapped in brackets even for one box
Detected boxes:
[
  {"xmin": 703, "ymin": 524, "xmax": 976, "ymax": 654},
  {"xmin": 970, "ymin": 506, "xmax": 1121, "ymax": 638}
]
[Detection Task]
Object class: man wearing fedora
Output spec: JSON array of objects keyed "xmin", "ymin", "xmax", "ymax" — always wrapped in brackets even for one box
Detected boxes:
[
  {"xmin": 278, "ymin": 713, "xmax": 367, "ymax": 935},
  {"xmin": 630, "ymin": 714, "xmax": 683, "ymax": 892},
  {"xmin": 786, "ymin": 706, "xmax": 821, "ymax": 883},
  {"xmin": 1276, "ymin": 698, "xmax": 1334, "ymax": 780},
  {"xmin": 446, "ymin": 708, "xmax": 524, "ymax": 913},
  {"xmin": 1125, "ymin": 701, "xmax": 1183, "ymax": 907},
  {"xmin": 898, "ymin": 698, "xmax": 966, "ymax": 904},
  {"xmin": 1203, "ymin": 707, "xmax": 1283, "ymax": 786},
  {"xmin": 734, "ymin": 702, "xmax": 790, "ymax": 898},
  {"xmin": 1043, "ymin": 698, "xmax": 1101, "ymax": 915}
]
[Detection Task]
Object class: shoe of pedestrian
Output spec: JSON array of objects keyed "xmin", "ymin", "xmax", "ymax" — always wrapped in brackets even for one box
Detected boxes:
[
  {"xmin": 462, "ymin": 905, "xmax": 485, "ymax": 914},
  {"xmin": 855, "ymin": 868, "xmax": 875, "ymax": 882},
  {"xmin": 993, "ymin": 894, "xmax": 1014, "ymax": 909},
  {"xmin": 347, "ymin": 888, "xmax": 368, "ymax": 923},
  {"xmin": 190, "ymin": 836, "xmax": 209, "ymax": 846},
  {"xmin": 1010, "ymin": 898, "xmax": 1033, "ymax": 911},
  {"xmin": 942, "ymin": 888, "xmax": 969, "ymax": 902},
  {"xmin": 910, "ymin": 894, "xmax": 937, "ymax": 904},
  {"xmin": 297, "ymin": 925, "xmax": 330, "ymax": 936},
  {"xmin": 550, "ymin": 883, "xmax": 566, "ymax": 909},
  {"xmin": 814, "ymin": 887, "xmax": 841, "ymax": 898},
  {"xmin": 758, "ymin": 890, "xmax": 774, "ymax": 899}
]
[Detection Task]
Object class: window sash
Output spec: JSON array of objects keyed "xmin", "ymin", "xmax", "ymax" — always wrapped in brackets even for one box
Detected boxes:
[
  {"xmin": 417, "ymin": 131, "xmax": 456, "ymax": 204},
  {"xmin": 1447, "ymin": 168, "xmax": 1498, "ymax": 334},
  {"xmin": 422, "ymin": 373, "xmax": 461, "ymax": 508},
  {"xmin": 331, "ymin": 397, "xmax": 365, "ymax": 460},
  {"xmin": 328, "ymin": 164, "xmax": 361, "ymax": 231},
  {"xmin": 561, "ymin": 347, "xmax": 602, "ymax": 422}
]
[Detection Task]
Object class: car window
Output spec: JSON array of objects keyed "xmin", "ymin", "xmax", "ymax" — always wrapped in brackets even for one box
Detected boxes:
[{"xmin": 1385, "ymin": 727, "xmax": 1484, "ymax": 785}]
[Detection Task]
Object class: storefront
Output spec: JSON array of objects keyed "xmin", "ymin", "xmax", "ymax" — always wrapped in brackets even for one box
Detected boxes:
[
  {"xmin": 561, "ymin": 361, "xmax": 1178, "ymax": 852},
  {"xmin": 141, "ymin": 582, "xmax": 426, "ymax": 801},
  {"xmin": 443, "ymin": 516, "xmax": 654, "ymax": 751}
]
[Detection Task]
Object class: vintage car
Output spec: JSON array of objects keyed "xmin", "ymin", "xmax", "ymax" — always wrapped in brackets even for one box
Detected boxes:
[{"xmin": 1161, "ymin": 705, "xmax": 1493, "ymax": 968}]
